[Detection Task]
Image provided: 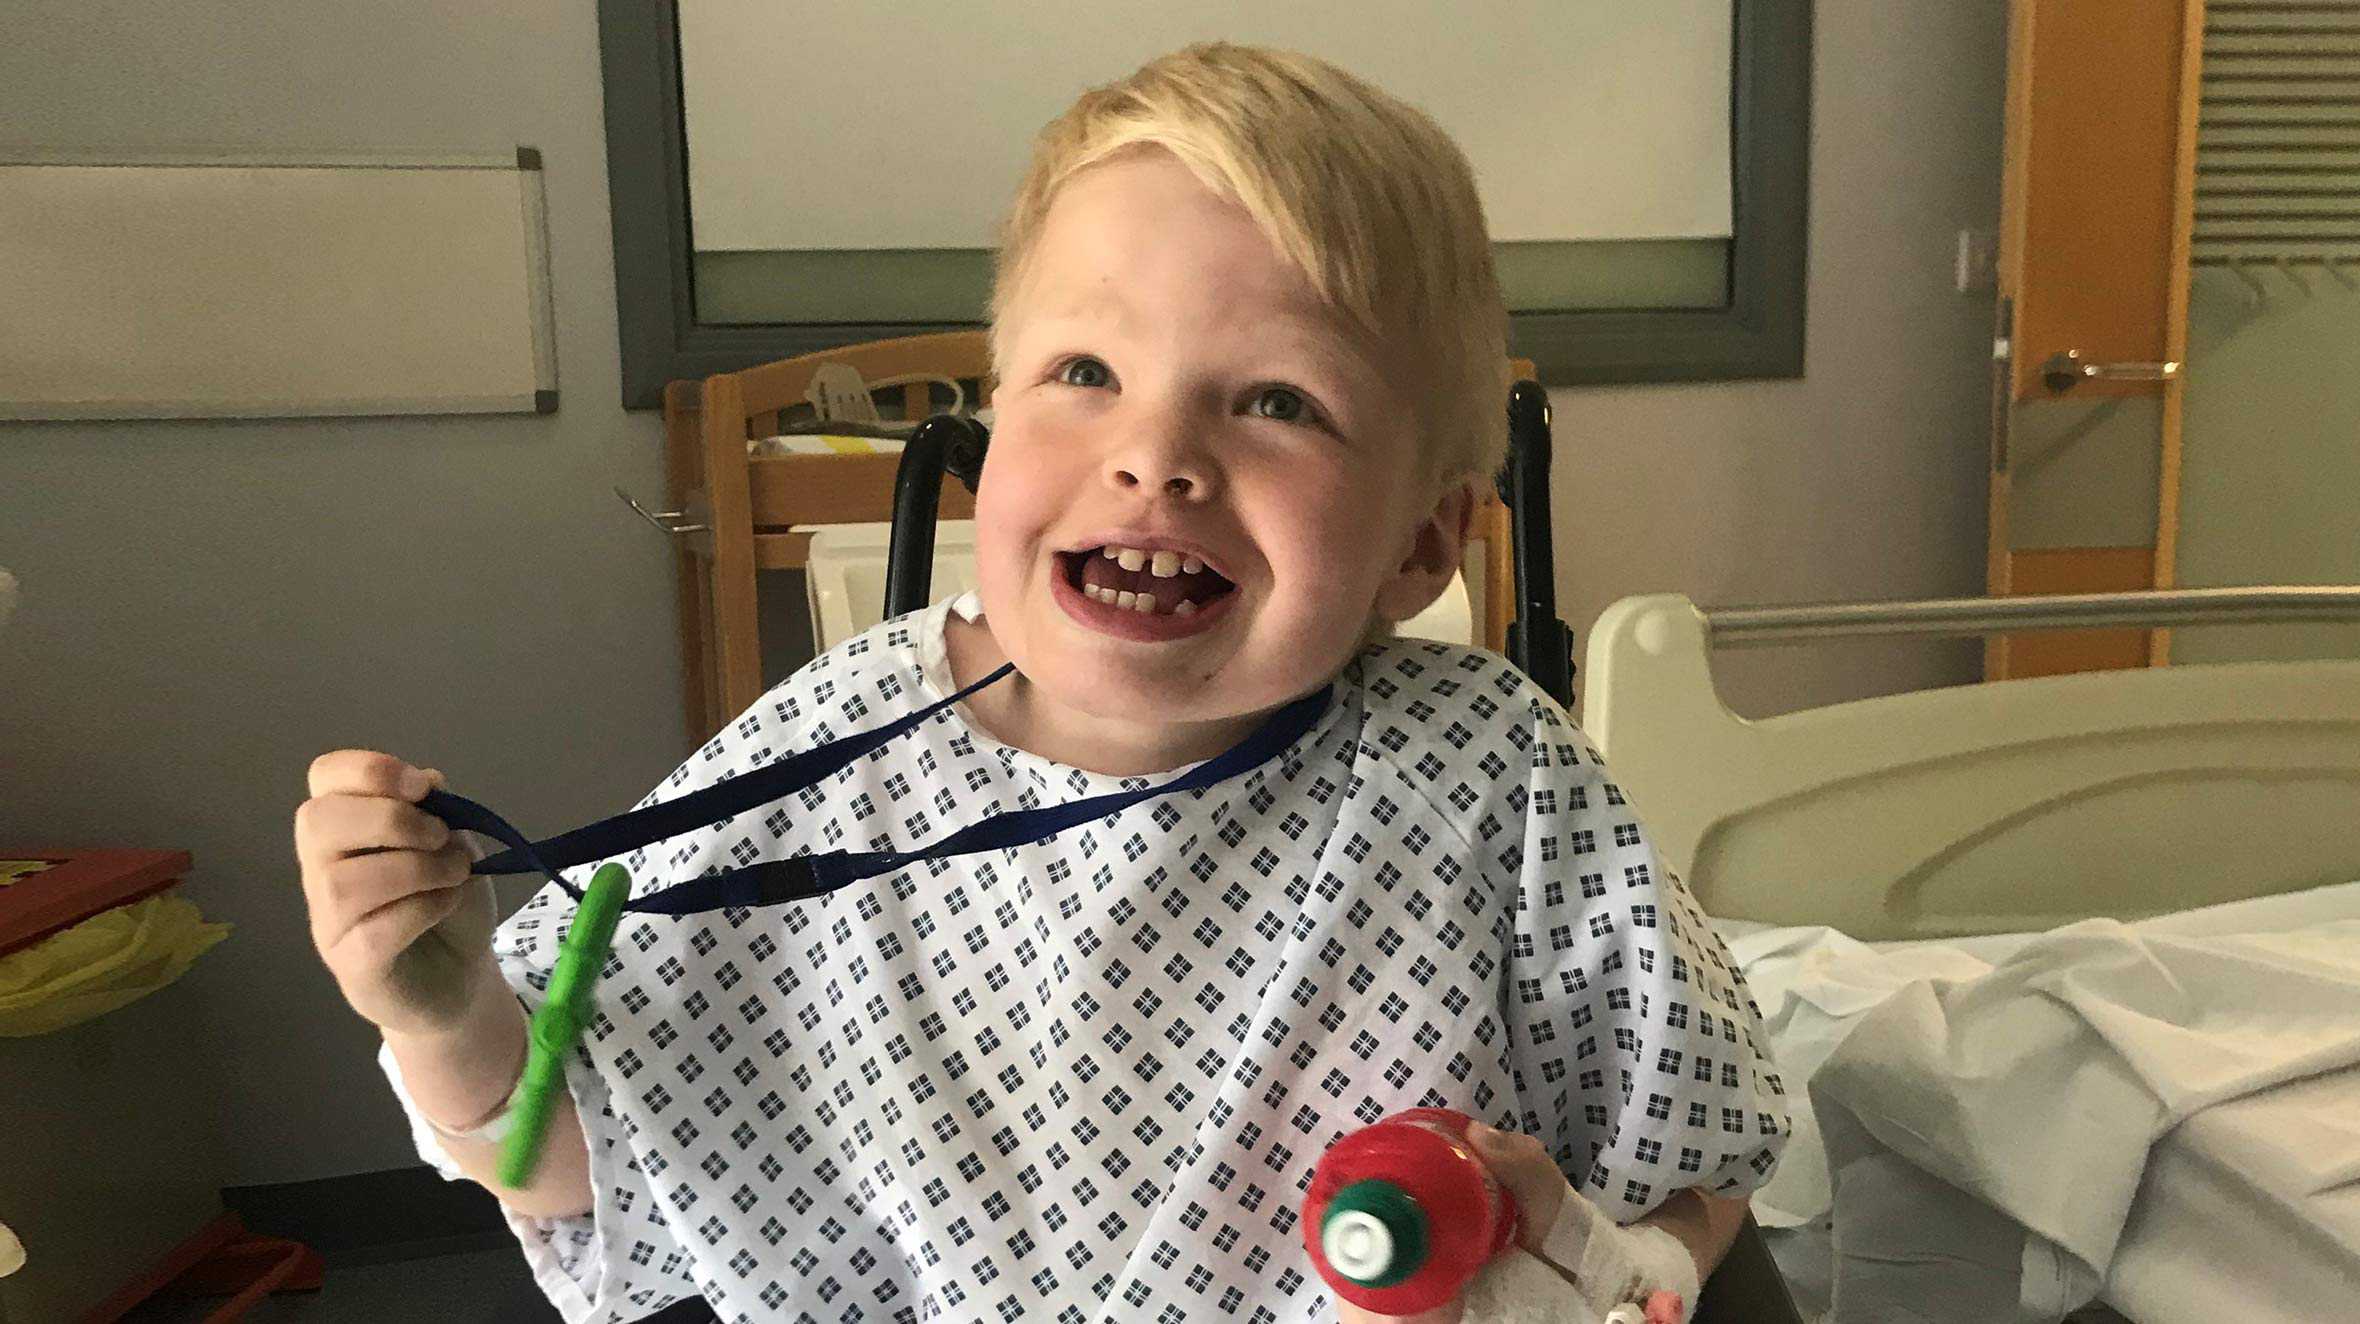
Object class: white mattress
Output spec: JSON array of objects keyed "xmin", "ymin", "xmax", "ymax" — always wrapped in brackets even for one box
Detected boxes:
[{"xmin": 1718, "ymin": 880, "xmax": 2360, "ymax": 1324}]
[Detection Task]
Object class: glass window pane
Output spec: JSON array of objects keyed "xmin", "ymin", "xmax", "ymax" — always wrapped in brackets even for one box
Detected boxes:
[{"xmin": 689, "ymin": 238, "xmax": 1732, "ymax": 327}]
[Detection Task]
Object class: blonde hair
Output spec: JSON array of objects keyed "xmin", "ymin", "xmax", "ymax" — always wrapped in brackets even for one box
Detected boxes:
[{"xmin": 990, "ymin": 42, "xmax": 1510, "ymax": 487}]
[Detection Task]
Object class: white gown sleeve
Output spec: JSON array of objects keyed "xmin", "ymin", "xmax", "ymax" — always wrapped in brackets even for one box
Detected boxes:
[{"xmin": 1495, "ymin": 697, "xmax": 1791, "ymax": 1221}]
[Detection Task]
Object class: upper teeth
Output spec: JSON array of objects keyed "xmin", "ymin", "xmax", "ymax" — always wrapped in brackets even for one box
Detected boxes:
[
  {"xmin": 1084, "ymin": 544, "xmax": 1222, "ymax": 617},
  {"xmin": 1101, "ymin": 545, "xmax": 1199, "ymax": 578}
]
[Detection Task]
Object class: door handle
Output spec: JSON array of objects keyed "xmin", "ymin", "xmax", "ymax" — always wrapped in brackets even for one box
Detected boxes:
[{"xmin": 2040, "ymin": 349, "xmax": 2181, "ymax": 394}]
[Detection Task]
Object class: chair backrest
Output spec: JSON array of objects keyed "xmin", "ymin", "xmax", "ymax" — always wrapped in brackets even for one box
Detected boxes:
[
  {"xmin": 670, "ymin": 334, "xmax": 997, "ymax": 748},
  {"xmin": 727, "ymin": 330, "xmax": 993, "ymax": 437}
]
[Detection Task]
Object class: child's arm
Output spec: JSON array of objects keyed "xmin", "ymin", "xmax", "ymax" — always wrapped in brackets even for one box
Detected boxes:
[
  {"xmin": 1625, "ymin": 1187, "xmax": 1748, "ymax": 1288},
  {"xmin": 381, "ymin": 971, "xmax": 594, "ymax": 1220}
]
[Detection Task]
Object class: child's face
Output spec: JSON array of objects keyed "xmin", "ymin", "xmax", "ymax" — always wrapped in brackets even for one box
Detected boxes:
[{"xmin": 979, "ymin": 149, "xmax": 1467, "ymax": 731}]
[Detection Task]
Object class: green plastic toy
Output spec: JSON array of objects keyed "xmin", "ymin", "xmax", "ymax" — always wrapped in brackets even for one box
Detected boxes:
[{"xmin": 498, "ymin": 862, "xmax": 631, "ymax": 1189}]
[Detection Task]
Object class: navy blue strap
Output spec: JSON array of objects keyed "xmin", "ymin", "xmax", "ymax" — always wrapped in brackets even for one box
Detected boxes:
[
  {"xmin": 472, "ymin": 661, "xmax": 1015, "ymax": 878},
  {"xmin": 419, "ymin": 663, "xmax": 1331, "ymax": 917}
]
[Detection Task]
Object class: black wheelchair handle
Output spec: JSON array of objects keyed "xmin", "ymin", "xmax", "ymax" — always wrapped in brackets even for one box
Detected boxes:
[
  {"xmin": 884, "ymin": 415, "xmax": 989, "ymax": 620},
  {"xmin": 1502, "ymin": 382, "xmax": 1575, "ymax": 709}
]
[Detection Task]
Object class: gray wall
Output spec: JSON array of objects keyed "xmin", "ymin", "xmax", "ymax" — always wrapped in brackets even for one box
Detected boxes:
[
  {"xmin": 0, "ymin": 0, "xmax": 681, "ymax": 1185},
  {"xmin": 1551, "ymin": 4, "xmax": 2001, "ymax": 719},
  {"xmin": 2174, "ymin": 274, "xmax": 2360, "ymax": 664},
  {"xmin": 0, "ymin": 0, "xmax": 2003, "ymax": 1187}
]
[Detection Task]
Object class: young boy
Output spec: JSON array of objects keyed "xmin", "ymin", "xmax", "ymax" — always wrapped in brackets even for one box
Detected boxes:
[{"xmin": 295, "ymin": 43, "xmax": 1786, "ymax": 1324}]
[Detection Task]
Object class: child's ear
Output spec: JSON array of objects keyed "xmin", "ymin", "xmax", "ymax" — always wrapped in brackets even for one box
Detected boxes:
[{"xmin": 1373, "ymin": 479, "xmax": 1476, "ymax": 625}]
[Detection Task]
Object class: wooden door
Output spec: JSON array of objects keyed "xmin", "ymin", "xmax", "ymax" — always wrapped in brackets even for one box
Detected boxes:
[{"xmin": 1989, "ymin": 0, "xmax": 2206, "ymax": 679}]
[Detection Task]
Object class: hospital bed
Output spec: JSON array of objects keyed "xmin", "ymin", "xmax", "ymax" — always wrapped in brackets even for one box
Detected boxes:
[{"xmin": 1581, "ymin": 589, "xmax": 2360, "ymax": 1324}]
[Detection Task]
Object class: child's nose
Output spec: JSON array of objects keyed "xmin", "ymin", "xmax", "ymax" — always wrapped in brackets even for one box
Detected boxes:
[
  {"xmin": 1111, "ymin": 467, "xmax": 1198, "ymax": 498},
  {"xmin": 1104, "ymin": 422, "xmax": 1216, "ymax": 500}
]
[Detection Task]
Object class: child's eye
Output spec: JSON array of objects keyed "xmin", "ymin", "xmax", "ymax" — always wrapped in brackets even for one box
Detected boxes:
[
  {"xmin": 1056, "ymin": 356, "xmax": 1113, "ymax": 389},
  {"xmin": 1250, "ymin": 386, "xmax": 1314, "ymax": 426}
]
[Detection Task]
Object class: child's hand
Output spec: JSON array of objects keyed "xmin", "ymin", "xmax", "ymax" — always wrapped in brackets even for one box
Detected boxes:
[
  {"xmin": 295, "ymin": 750, "xmax": 498, "ymax": 1038},
  {"xmin": 1336, "ymin": 1123, "xmax": 1678, "ymax": 1324},
  {"xmin": 1333, "ymin": 1121, "xmax": 1565, "ymax": 1324}
]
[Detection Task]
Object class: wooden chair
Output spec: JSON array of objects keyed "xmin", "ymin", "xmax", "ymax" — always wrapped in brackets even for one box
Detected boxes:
[
  {"xmin": 660, "ymin": 336, "xmax": 1526, "ymax": 750},
  {"xmin": 660, "ymin": 333, "xmax": 991, "ymax": 749}
]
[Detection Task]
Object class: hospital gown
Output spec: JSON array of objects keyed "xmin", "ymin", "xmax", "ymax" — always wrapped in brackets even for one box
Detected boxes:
[{"xmin": 381, "ymin": 592, "xmax": 1790, "ymax": 1324}]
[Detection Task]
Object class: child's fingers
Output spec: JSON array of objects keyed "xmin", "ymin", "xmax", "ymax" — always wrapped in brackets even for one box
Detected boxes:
[
  {"xmin": 1463, "ymin": 1122, "xmax": 1570, "ymax": 1256},
  {"xmin": 1599, "ymin": 1293, "xmax": 1683, "ymax": 1324},
  {"xmin": 323, "ymin": 873, "xmax": 472, "ymax": 974},
  {"xmin": 307, "ymin": 841, "xmax": 473, "ymax": 954},
  {"xmin": 307, "ymin": 748, "xmax": 441, "ymax": 801},
  {"xmin": 294, "ymin": 793, "xmax": 452, "ymax": 870}
]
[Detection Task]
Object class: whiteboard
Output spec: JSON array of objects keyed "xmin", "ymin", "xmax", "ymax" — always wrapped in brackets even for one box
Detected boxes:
[
  {"xmin": 679, "ymin": 0, "xmax": 1733, "ymax": 252},
  {"xmin": 0, "ymin": 151, "xmax": 557, "ymax": 420}
]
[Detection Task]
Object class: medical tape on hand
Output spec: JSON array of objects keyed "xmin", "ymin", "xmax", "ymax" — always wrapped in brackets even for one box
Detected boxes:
[{"xmin": 1538, "ymin": 1193, "xmax": 1700, "ymax": 1324}]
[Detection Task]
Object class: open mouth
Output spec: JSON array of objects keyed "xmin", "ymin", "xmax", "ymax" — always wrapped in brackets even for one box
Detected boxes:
[{"xmin": 1056, "ymin": 544, "xmax": 1238, "ymax": 618}]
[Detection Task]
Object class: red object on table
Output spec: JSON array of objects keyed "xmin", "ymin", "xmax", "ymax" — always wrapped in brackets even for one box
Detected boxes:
[{"xmin": 0, "ymin": 848, "xmax": 192, "ymax": 957}]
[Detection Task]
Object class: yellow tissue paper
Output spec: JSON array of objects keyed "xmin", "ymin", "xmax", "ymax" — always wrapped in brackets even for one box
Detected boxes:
[{"xmin": 0, "ymin": 893, "xmax": 229, "ymax": 1037}]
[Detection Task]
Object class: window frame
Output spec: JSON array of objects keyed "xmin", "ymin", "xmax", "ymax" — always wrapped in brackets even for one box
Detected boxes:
[{"xmin": 598, "ymin": 0, "xmax": 1810, "ymax": 408}]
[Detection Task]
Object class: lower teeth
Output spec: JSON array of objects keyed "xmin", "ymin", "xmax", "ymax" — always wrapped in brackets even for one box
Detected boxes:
[{"xmin": 1085, "ymin": 583, "xmax": 1204, "ymax": 617}]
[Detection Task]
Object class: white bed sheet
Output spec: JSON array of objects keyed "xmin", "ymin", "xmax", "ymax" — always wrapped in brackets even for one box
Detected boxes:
[
  {"xmin": 1716, "ymin": 880, "xmax": 2360, "ymax": 1324},
  {"xmin": 2108, "ymin": 1065, "xmax": 2360, "ymax": 1324}
]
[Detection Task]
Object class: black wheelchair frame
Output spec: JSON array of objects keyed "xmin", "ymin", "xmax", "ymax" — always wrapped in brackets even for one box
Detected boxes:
[{"xmin": 875, "ymin": 388, "xmax": 1802, "ymax": 1324}]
